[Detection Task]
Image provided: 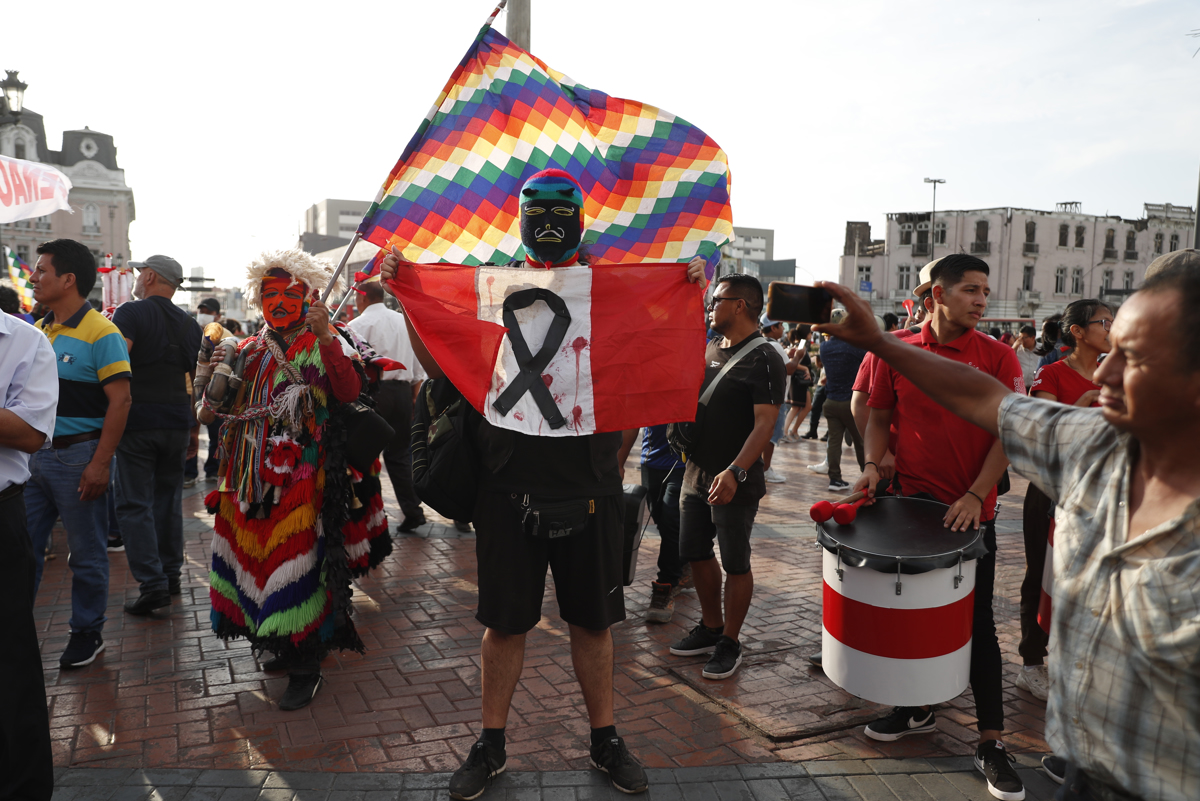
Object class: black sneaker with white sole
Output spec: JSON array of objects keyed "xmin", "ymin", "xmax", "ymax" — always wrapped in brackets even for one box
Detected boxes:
[
  {"xmin": 864, "ymin": 706, "xmax": 936, "ymax": 741},
  {"xmin": 975, "ymin": 740, "xmax": 1025, "ymax": 800},
  {"xmin": 702, "ymin": 636, "xmax": 742, "ymax": 680},
  {"xmin": 278, "ymin": 673, "xmax": 323, "ymax": 711},
  {"xmin": 449, "ymin": 740, "xmax": 507, "ymax": 801},
  {"xmin": 1041, "ymin": 754, "xmax": 1067, "ymax": 785},
  {"xmin": 60, "ymin": 630, "xmax": 105, "ymax": 668},
  {"xmin": 669, "ymin": 623, "xmax": 723, "ymax": 656},
  {"xmin": 590, "ymin": 735, "xmax": 647, "ymax": 794},
  {"xmin": 828, "ymin": 480, "xmax": 851, "ymax": 491}
]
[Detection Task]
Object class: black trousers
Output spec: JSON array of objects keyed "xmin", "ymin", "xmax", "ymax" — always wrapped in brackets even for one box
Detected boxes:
[
  {"xmin": 806, "ymin": 385, "xmax": 827, "ymax": 436},
  {"xmin": 1019, "ymin": 484, "xmax": 1052, "ymax": 666},
  {"xmin": 0, "ymin": 487, "xmax": 54, "ymax": 800},
  {"xmin": 642, "ymin": 464, "xmax": 683, "ymax": 586},
  {"xmin": 372, "ymin": 380, "xmax": 423, "ymax": 521}
]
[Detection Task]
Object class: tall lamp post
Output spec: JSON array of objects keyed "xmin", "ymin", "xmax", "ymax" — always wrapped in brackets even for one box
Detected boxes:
[
  {"xmin": 0, "ymin": 70, "xmax": 29, "ymax": 269},
  {"xmin": 924, "ymin": 178, "xmax": 944, "ymax": 262}
]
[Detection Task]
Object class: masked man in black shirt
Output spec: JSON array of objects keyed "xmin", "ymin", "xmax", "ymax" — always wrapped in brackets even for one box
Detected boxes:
[
  {"xmin": 381, "ymin": 169, "xmax": 707, "ymax": 800},
  {"xmin": 668, "ymin": 274, "xmax": 785, "ymax": 680}
]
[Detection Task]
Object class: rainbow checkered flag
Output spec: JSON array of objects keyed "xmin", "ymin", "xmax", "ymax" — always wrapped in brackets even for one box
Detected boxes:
[
  {"xmin": 4, "ymin": 246, "xmax": 35, "ymax": 312},
  {"xmin": 358, "ymin": 4, "xmax": 733, "ymax": 271}
]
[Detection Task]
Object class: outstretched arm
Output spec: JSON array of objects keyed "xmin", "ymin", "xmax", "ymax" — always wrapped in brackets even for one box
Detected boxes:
[{"xmin": 813, "ymin": 283, "xmax": 1011, "ymax": 437}]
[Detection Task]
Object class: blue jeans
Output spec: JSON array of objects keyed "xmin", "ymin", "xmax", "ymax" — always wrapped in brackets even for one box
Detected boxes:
[
  {"xmin": 115, "ymin": 428, "xmax": 187, "ymax": 593},
  {"xmin": 26, "ymin": 440, "xmax": 110, "ymax": 634}
]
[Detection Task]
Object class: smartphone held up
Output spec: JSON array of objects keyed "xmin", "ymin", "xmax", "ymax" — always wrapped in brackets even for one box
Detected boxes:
[{"xmin": 765, "ymin": 282, "xmax": 833, "ymax": 326}]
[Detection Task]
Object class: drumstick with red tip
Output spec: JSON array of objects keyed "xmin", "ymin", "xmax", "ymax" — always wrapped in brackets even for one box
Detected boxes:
[
  {"xmin": 833, "ymin": 493, "xmax": 870, "ymax": 525},
  {"xmin": 810, "ymin": 490, "xmax": 867, "ymax": 523}
]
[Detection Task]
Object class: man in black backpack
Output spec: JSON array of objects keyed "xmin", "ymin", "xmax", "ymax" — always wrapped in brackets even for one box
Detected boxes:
[
  {"xmin": 668, "ymin": 274, "xmax": 784, "ymax": 680},
  {"xmin": 112, "ymin": 255, "xmax": 202, "ymax": 614}
]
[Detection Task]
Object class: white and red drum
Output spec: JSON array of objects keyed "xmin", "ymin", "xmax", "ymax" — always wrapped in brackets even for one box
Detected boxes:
[{"xmin": 817, "ymin": 497, "xmax": 988, "ymax": 707}]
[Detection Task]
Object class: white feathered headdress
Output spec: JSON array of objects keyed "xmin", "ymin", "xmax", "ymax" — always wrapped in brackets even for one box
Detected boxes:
[{"xmin": 244, "ymin": 249, "xmax": 334, "ymax": 313}]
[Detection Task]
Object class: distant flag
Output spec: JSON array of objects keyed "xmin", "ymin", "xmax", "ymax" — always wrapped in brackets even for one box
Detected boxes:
[
  {"xmin": 4, "ymin": 246, "xmax": 35, "ymax": 312},
  {"xmin": 358, "ymin": 4, "xmax": 733, "ymax": 275}
]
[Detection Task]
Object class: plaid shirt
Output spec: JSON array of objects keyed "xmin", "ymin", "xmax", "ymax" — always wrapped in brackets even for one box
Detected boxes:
[{"xmin": 998, "ymin": 394, "xmax": 1200, "ymax": 801}]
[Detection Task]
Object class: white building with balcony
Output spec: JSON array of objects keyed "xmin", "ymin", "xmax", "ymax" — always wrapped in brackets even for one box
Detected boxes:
[{"xmin": 838, "ymin": 202, "xmax": 1195, "ymax": 324}]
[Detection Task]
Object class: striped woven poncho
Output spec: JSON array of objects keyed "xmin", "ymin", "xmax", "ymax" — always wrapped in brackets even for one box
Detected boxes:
[{"xmin": 208, "ymin": 326, "xmax": 392, "ymax": 659}]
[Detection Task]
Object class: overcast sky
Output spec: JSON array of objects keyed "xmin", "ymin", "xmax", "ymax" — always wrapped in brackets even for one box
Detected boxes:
[{"xmin": 15, "ymin": 0, "xmax": 1199, "ymax": 288}]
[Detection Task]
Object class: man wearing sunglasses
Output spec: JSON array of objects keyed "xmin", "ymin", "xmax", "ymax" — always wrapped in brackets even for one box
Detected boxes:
[{"xmin": 668, "ymin": 274, "xmax": 785, "ymax": 681}]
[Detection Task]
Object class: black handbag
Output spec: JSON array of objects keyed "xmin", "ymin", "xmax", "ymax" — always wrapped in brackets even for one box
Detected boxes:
[
  {"xmin": 343, "ymin": 400, "xmax": 395, "ymax": 474},
  {"xmin": 411, "ymin": 378, "xmax": 479, "ymax": 522},
  {"xmin": 667, "ymin": 335, "xmax": 767, "ymax": 460}
]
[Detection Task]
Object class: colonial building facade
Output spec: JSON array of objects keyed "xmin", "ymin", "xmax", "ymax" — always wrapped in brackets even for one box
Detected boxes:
[
  {"xmin": 1, "ymin": 74, "xmax": 134, "ymax": 296},
  {"xmin": 839, "ymin": 202, "xmax": 1196, "ymax": 322}
]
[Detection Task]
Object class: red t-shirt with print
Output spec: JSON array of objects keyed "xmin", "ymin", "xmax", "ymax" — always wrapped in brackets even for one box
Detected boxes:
[{"xmin": 1029, "ymin": 359, "xmax": 1101, "ymax": 407}]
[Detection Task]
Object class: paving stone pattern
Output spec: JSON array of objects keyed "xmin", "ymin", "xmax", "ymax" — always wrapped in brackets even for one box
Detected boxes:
[{"xmin": 35, "ymin": 426, "xmax": 1050, "ymax": 788}]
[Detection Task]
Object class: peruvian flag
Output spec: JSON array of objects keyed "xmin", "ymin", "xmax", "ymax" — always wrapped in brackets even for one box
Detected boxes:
[{"xmin": 386, "ymin": 261, "xmax": 706, "ymax": 436}]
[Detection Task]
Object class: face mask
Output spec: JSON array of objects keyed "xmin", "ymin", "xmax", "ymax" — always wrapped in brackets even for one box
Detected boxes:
[
  {"xmin": 261, "ymin": 275, "xmax": 308, "ymax": 331},
  {"xmin": 196, "ymin": 313, "xmax": 215, "ymax": 327},
  {"xmin": 520, "ymin": 200, "xmax": 581, "ymax": 266}
]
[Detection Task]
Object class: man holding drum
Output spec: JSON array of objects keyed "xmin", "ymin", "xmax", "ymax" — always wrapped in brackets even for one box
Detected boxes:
[
  {"xmin": 853, "ymin": 254, "xmax": 1025, "ymax": 800},
  {"xmin": 817, "ymin": 262, "xmax": 1200, "ymax": 801}
]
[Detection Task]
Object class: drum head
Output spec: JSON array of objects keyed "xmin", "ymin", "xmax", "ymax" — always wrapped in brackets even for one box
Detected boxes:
[{"xmin": 816, "ymin": 496, "xmax": 987, "ymax": 574}]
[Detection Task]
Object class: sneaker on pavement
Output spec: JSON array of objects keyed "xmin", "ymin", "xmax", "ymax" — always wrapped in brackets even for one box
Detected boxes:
[
  {"xmin": 673, "ymin": 563, "xmax": 694, "ymax": 595},
  {"xmin": 669, "ymin": 623, "xmax": 723, "ymax": 656},
  {"xmin": 168, "ymin": 577, "xmax": 182, "ymax": 596},
  {"xmin": 124, "ymin": 590, "xmax": 171, "ymax": 616},
  {"xmin": 590, "ymin": 734, "xmax": 648, "ymax": 794},
  {"xmin": 864, "ymin": 706, "xmax": 936, "ymax": 741},
  {"xmin": 183, "ymin": 477, "xmax": 198, "ymax": 488},
  {"xmin": 764, "ymin": 467, "xmax": 786, "ymax": 484},
  {"xmin": 1015, "ymin": 665, "xmax": 1049, "ymax": 702},
  {"xmin": 106, "ymin": 535, "xmax": 125, "ymax": 553},
  {"xmin": 454, "ymin": 520, "xmax": 473, "ymax": 533},
  {"xmin": 807, "ymin": 461, "xmax": 829, "ymax": 475},
  {"xmin": 807, "ymin": 651, "xmax": 823, "ymax": 669},
  {"xmin": 1041, "ymin": 754, "xmax": 1067, "ymax": 785},
  {"xmin": 450, "ymin": 740, "xmax": 507, "ymax": 801},
  {"xmin": 645, "ymin": 582, "xmax": 674, "ymax": 624},
  {"xmin": 397, "ymin": 513, "xmax": 428, "ymax": 533},
  {"xmin": 205, "ymin": 474, "xmax": 219, "ymax": 483},
  {"xmin": 828, "ymin": 480, "xmax": 851, "ymax": 492},
  {"xmin": 975, "ymin": 740, "xmax": 1025, "ymax": 801},
  {"xmin": 278, "ymin": 673, "xmax": 323, "ymax": 711},
  {"xmin": 802, "ymin": 432, "xmax": 818, "ymax": 440},
  {"xmin": 60, "ymin": 631, "xmax": 105, "ymax": 668},
  {"xmin": 702, "ymin": 636, "xmax": 743, "ymax": 680}
]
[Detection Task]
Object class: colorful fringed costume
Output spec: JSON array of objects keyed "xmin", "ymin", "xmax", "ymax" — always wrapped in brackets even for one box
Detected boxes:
[{"xmin": 206, "ymin": 321, "xmax": 392, "ymax": 661}]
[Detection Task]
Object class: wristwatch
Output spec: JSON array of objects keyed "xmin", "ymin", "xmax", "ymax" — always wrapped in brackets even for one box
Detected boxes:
[{"xmin": 726, "ymin": 464, "xmax": 747, "ymax": 483}]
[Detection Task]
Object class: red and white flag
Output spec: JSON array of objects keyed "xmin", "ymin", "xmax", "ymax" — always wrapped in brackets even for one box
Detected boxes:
[
  {"xmin": 0, "ymin": 154, "xmax": 72, "ymax": 224},
  {"xmin": 387, "ymin": 261, "xmax": 706, "ymax": 435}
]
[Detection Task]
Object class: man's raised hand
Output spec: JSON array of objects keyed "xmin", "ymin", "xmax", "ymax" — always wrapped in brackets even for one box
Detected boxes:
[
  {"xmin": 812, "ymin": 282, "xmax": 887, "ymax": 352},
  {"xmin": 380, "ymin": 245, "xmax": 407, "ymax": 284},
  {"xmin": 686, "ymin": 256, "xmax": 708, "ymax": 287}
]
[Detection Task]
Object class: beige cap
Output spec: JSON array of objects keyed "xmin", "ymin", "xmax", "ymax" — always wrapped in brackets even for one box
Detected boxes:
[
  {"xmin": 913, "ymin": 258, "xmax": 940, "ymax": 298},
  {"xmin": 1143, "ymin": 248, "xmax": 1200, "ymax": 282}
]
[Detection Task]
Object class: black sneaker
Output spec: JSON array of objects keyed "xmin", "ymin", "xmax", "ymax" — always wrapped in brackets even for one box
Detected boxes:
[
  {"xmin": 645, "ymin": 582, "xmax": 674, "ymax": 624},
  {"xmin": 590, "ymin": 735, "xmax": 647, "ymax": 794},
  {"xmin": 168, "ymin": 577, "xmax": 182, "ymax": 596},
  {"xmin": 454, "ymin": 520, "xmax": 473, "ymax": 533},
  {"xmin": 828, "ymin": 480, "xmax": 851, "ymax": 491},
  {"xmin": 802, "ymin": 432, "xmax": 818, "ymax": 440},
  {"xmin": 864, "ymin": 706, "xmax": 936, "ymax": 741},
  {"xmin": 397, "ymin": 513, "xmax": 427, "ymax": 533},
  {"xmin": 702, "ymin": 635, "xmax": 742, "ymax": 680},
  {"xmin": 60, "ymin": 631, "xmax": 105, "ymax": 668},
  {"xmin": 669, "ymin": 623, "xmax": 723, "ymax": 656},
  {"xmin": 124, "ymin": 590, "xmax": 171, "ymax": 616},
  {"xmin": 278, "ymin": 673, "xmax": 323, "ymax": 711},
  {"xmin": 1041, "ymin": 754, "xmax": 1066, "ymax": 785},
  {"xmin": 106, "ymin": 536, "xmax": 125, "ymax": 553},
  {"xmin": 975, "ymin": 740, "xmax": 1025, "ymax": 801},
  {"xmin": 807, "ymin": 651, "xmax": 823, "ymax": 669},
  {"xmin": 449, "ymin": 740, "xmax": 507, "ymax": 801}
]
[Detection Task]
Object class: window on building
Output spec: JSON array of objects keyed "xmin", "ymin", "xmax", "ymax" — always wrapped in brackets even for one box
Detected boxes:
[
  {"xmin": 1055, "ymin": 266, "xmax": 1067, "ymax": 294},
  {"xmin": 1058, "ymin": 224, "xmax": 1069, "ymax": 247},
  {"xmin": 1023, "ymin": 264, "xmax": 1035, "ymax": 292},
  {"xmin": 1075, "ymin": 225, "xmax": 1086, "ymax": 248},
  {"xmin": 899, "ymin": 223, "xmax": 913, "ymax": 246},
  {"xmin": 857, "ymin": 263, "xmax": 872, "ymax": 285},
  {"xmin": 14, "ymin": 139, "xmax": 25, "ymax": 160},
  {"xmin": 916, "ymin": 221, "xmax": 929, "ymax": 246},
  {"xmin": 975, "ymin": 220, "xmax": 989, "ymax": 242},
  {"xmin": 897, "ymin": 264, "xmax": 912, "ymax": 291},
  {"xmin": 1071, "ymin": 267, "xmax": 1084, "ymax": 295},
  {"xmin": 16, "ymin": 245, "xmax": 29, "ymax": 263},
  {"xmin": 1104, "ymin": 229, "xmax": 1115, "ymax": 249},
  {"xmin": 1125, "ymin": 230, "xmax": 1136, "ymax": 252},
  {"xmin": 935, "ymin": 221, "xmax": 947, "ymax": 244},
  {"xmin": 1025, "ymin": 220, "xmax": 1036, "ymax": 243},
  {"xmin": 1154, "ymin": 232, "xmax": 1164, "ymax": 254},
  {"xmin": 1123, "ymin": 270, "xmax": 1134, "ymax": 290},
  {"xmin": 35, "ymin": 215, "xmax": 51, "ymax": 231},
  {"xmin": 1170, "ymin": 233, "xmax": 1179, "ymax": 251},
  {"xmin": 1102, "ymin": 270, "xmax": 1113, "ymax": 291},
  {"xmin": 82, "ymin": 203, "xmax": 101, "ymax": 234}
]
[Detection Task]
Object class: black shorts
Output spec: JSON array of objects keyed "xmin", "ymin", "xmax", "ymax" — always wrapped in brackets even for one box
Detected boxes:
[
  {"xmin": 473, "ymin": 491, "xmax": 626, "ymax": 635},
  {"xmin": 678, "ymin": 482, "xmax": 758, "ymax": 575}
]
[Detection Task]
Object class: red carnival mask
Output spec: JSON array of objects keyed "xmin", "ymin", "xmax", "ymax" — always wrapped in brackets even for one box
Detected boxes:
[{"xmin": 261, "ymin": 275, "xmax": 308, "ymax": 331}]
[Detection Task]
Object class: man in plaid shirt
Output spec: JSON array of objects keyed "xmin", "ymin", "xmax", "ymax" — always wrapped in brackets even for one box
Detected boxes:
[{"xmin": 815, "ymin": 263, "xmax": 1199, "ymax": 801}]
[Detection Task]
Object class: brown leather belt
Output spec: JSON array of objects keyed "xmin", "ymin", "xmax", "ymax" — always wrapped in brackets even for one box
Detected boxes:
[{"xmin": 52, "ymin": 430, "xmax": 103, "ymax": 450}]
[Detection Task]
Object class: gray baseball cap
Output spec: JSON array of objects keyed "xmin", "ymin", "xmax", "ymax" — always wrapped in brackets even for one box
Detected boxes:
[{"xmin": 130, "ymin": 255, "xmax": 184, "ymax": 288}]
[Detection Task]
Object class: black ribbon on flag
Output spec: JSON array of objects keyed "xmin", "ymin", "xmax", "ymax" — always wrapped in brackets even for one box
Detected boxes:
[{"xmin": 492, "ymin": 287, "xmax": 571, "ymax": 429}]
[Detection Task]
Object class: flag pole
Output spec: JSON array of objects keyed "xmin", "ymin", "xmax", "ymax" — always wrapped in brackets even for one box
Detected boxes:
[
  {"xmin": 331, "ymin": 285, "xmax": 356, "ymax": 321},
  {"xmin": 319, "ymin": 232, "xmax": 361, "ymax": 304}
]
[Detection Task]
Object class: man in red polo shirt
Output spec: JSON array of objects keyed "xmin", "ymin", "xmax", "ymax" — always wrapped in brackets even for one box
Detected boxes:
[{"xmin": 855, "ymin": 254, "xmax": 1026, "ymax": 801}]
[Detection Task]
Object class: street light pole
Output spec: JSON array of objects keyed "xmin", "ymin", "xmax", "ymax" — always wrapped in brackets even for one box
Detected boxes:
[{"xmin": 924, "ymin": 178, "xmax": 945, "ymax": 261}]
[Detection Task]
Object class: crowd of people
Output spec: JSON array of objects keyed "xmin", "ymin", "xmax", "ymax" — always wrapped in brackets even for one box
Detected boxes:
[{"xmin": 3, "ymin": 183, "xmax": 1198, "ymax": 801}]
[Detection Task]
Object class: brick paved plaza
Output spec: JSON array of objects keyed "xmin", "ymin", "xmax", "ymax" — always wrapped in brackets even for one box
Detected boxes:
[{"xmin": 35, "ymin": 426, "xmax": 1059, "ymax": 800}]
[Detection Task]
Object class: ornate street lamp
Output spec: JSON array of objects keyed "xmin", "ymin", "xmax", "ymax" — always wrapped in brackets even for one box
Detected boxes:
[{"xmin": 1, "ymin": 70, "xmax": 27, "ymax": 120}]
